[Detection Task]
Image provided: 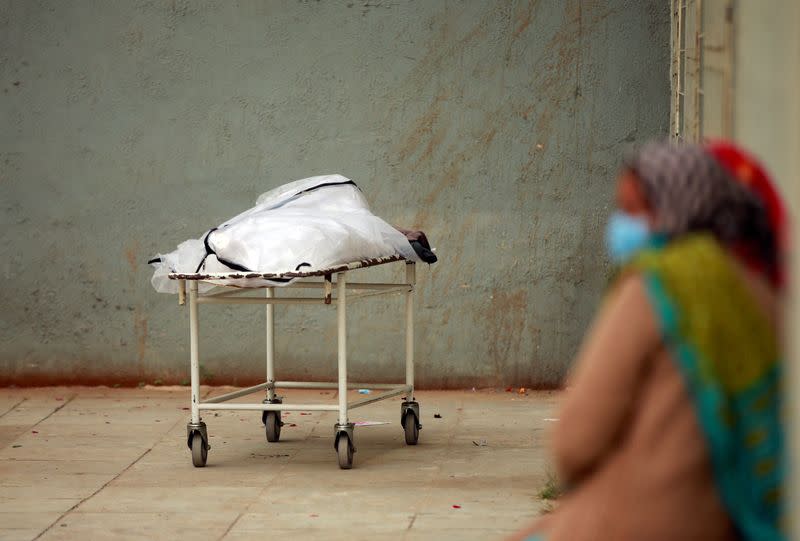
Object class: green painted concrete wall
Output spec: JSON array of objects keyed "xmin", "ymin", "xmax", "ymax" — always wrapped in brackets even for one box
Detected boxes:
[{"xmin": 0, "ymin": 0, "xmax": 669, "ymax": 388}]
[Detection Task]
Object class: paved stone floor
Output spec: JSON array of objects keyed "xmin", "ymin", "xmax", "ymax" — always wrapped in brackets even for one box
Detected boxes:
[{"xmin": 0, "ymin": 386, "xmax": 559, "ymax": 540}]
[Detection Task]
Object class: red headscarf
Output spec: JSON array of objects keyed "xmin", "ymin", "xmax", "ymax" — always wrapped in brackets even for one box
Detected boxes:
[{"xmin": 705, "ymin": 140, "xmax": 788, "ymax": 290}]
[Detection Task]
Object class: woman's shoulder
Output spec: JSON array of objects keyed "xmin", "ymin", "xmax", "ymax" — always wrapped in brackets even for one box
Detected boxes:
[{"xmin": 601, "ymin": 272, "xmax": 660, "ymax": 342}]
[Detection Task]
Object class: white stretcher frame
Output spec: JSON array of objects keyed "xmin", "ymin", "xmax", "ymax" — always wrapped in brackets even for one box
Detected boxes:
[{"xmin": 170, "ymin": 257, "xmax": 421, "ymax": 469}]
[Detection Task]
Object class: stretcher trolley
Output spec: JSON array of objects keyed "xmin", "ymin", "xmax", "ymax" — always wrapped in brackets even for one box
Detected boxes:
[{"xmin": 170, "ymin": 256, "xmax": 421, "ymax": 469}]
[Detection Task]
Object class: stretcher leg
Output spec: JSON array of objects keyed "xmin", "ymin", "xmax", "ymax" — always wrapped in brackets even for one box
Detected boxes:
[
  {"xmin": 262, "ymin": 287, "xmax": 282, "ymax": 439},
  {"xmin": 187, "ymin": 280, "xmax": 209, "ymax": 466},
  {"xmin": 335, "ymin": 271, "xmax": 355, "ymax": 468},
  {"xmin": 266, "ymin": 287, "xmax": 275, "ymax": 402},
  {"xmin": 337, "ymin": 272, "xmax": 348, "ymax": 426},
  {"xmin": 402, "ymin": 263, "xmax": 421, "ymax": 445},
  {"xmin": 189, "ymin": 280, "xmax": 201, "ymax": 425},
  {"xmin": 405, "ymin": 262, "xmax": 415, "ymax": 398}
]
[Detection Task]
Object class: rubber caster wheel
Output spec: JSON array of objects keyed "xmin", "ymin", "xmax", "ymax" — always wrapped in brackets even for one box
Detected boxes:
[
  {"xmin": 265, "ymin": 411, "xmax": 281, "ymax": 443},
  {"xmin": 337, "ymin": 435, "xmax": 354, "ymax": 469},
  {"xmin": 191, "ymin": 433, "xmax": 208, "ymax": 467},
  {"xmin": 404, "ymin": 413, "xmax": 419, "ymax": 445}
]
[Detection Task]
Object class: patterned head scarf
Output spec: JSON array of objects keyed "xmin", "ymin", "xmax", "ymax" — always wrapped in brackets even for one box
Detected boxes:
[
  {"xmin": 706, "ymin": 140, "xmax": 788, "ymax": 290},
  {"xmin": 622, "ymin": 140, "xmax": 780, "ymax": 288}
]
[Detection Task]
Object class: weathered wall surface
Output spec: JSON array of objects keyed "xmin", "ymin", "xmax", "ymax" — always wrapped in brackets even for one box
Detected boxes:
[{"xmin": 0, "ymin": 0, "xmax": 669, "ymax": 388}]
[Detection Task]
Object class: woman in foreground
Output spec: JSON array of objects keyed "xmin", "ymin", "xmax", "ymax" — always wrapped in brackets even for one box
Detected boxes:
[{"xmin": 513, "ymin": 140, "xmax": 787, "ymax": 541}]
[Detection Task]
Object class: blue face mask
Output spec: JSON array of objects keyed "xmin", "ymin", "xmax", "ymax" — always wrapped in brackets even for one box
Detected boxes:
[{"xmin": 605, "ymin": 211, "xmax": 651, "ymax": 264}]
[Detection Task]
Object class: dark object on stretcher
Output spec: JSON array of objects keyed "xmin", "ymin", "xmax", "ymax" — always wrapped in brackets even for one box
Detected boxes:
[{"xmin": 398, "ymin": 228, "xmax": 438, "ymax": 264}]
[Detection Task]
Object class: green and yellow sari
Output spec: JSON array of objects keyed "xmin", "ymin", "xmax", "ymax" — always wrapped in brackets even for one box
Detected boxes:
[{"xmin": 629, "ymin": 234, "xmax": 784, "ymax": 541}]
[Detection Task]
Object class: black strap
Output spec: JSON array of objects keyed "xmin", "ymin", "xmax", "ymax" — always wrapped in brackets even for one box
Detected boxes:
[
  {"xmin": 194, "ymin": 228, "xmax": 254, "ymax": 273},
  {"xmin": 194, "ymin": 229, "xmax": 216, "ymax": 273},
  {"xmin": 215, "ymin": 256, "xmax": 252, "ymax": 273},
  {"xmin": 295, "ymin": 179, "xmax": 358, "ymax": 196},
  {"xmin": 187, "ymin": 180, "xmax": 359, "ymax": 274}
]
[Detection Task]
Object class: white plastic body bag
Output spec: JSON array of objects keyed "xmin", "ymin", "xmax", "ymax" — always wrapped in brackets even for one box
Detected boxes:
[{"xmin": 150, "ymin": 174, "xmax": 420, "ymax": 293}]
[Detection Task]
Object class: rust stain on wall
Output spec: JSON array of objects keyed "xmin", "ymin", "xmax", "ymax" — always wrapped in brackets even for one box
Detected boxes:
[
  {"xmin": 396, "ymin": 92, "xmax": 448, "ymax": 163},
  {"xmin": 417, "ymin": 123, "xmax": 449, "ymax": 168},
  {"xmin": 485, "ymin": 288, "xmax": 529, "ymax": 385},
  {"xmin": 125, "ymin": 241, "xmax": 139, "ymax": 272},
  {"xmin": 124, "ymin": 240, "xmax": 140, "ymax": 289},
  {"xmin": 513, "ymin": 0, "xmax": 536, "ymax": 39},
  {"xmin": 415, "ymin": 122, "xmax": 501, "ymax": 224},
  {"xmin": 411, "ymin": 156, "xmax": 462, "ymax": 228},
  {"xmin": 133, "ymin": 308, "xmax": 148, "ymax": 364}
]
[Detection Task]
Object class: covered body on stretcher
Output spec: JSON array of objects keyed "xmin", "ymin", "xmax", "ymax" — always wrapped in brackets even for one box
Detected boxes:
[{"xmin": 150, "ymin": 175, "xmax": 436, "ymax": 469}]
